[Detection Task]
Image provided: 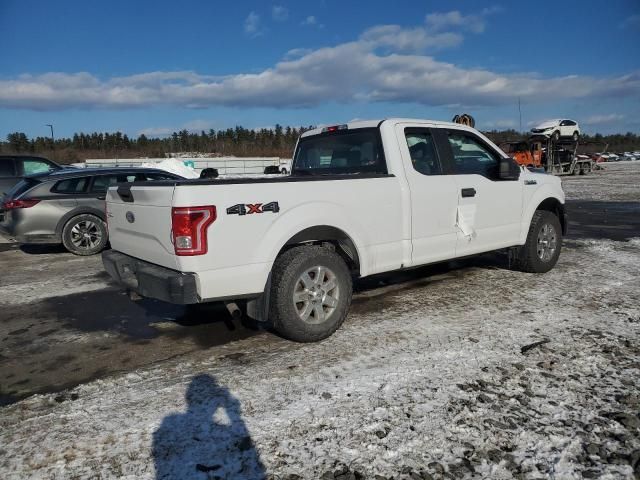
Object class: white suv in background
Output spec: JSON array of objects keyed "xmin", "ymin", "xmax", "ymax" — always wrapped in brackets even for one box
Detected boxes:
[{"xmin": 531, "ymin": 119, "xmax": 581, "ymax": 141}]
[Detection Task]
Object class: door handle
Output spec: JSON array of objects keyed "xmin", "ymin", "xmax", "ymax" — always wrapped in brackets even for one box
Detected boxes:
[
  {"xmin": 461, "ymin": 188, "xmax": 476, "ymax": 198},
  {"xmin": 97, "ymin": 196, "xmax": 106, "ymax": 200}
]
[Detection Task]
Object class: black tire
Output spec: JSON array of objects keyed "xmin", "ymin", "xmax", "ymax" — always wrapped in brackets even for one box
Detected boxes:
[
  {"xmin": 62, "ymin": 214, "xmax": 108, "ymax": 256},
  {"xmin": 513, "ymin": 210, "xmax": 562, "ymax": 273},
  {"xmin": 572, "ymin": 131, "xmax": 579, "ymax": 142},
  {"xmin": 269, "ymin": 245, "xmax": 352, "ymax": 342},
  {"xmin": 552, "ymin": 130, "xmax": 560, "ymax": 141}
]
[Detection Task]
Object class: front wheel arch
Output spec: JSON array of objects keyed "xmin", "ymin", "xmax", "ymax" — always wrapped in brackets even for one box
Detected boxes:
[{"xmin": 533, "ymin": 198, "xmax": 566, "ymax": 235}]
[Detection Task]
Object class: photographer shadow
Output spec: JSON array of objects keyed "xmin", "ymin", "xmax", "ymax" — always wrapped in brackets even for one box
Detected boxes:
[{"xmin": 153, "ymin": 374, "xmax": 266, "ymax": 480}]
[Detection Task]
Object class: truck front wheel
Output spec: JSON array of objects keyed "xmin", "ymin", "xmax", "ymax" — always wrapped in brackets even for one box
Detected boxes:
[
  {"xmin": 513, "ymin": 210, "xmax": 562, "ymax": 273},
  {"xmin": 269, "ymin": 245, "xmax": 352, "ymax": 342}
]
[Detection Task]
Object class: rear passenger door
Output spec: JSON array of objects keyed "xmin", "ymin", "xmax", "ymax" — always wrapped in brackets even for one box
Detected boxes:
[
  {"xmin": 436, "ymin": 128, "xmax": 523, "ymax": 256},
  {"xmin": 397, "ymin": 124, "xmax": 459, "ymax": 266}
]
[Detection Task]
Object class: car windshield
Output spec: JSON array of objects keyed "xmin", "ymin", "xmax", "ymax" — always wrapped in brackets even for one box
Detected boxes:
[{"xmin": 292, "ymin": 128, "xmax": 387, "ymax": 175}]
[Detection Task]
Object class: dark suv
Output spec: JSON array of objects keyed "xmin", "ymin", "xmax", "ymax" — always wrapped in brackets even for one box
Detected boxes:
[
  {"xmin": 0, "ymin": 155, "xmax": 63, "ymax": 197},
  {"xmin": 0, "ymin": 167, "xmax": 182, "ymax": 255}
]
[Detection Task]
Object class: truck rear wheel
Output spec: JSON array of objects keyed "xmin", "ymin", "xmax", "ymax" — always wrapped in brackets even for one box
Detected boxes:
[
  {"xmin": 513, "ymin": 210, "xmax": 562, "ymax": 273},
  {"xmin": 269, "ymin": 245, "xmax": 352, "ymax": 342}
]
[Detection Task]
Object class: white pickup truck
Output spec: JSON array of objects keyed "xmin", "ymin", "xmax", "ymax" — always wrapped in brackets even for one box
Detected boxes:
[{"xmin": 103, "ymin": 118, "xmax": 567, "ymax": 342}]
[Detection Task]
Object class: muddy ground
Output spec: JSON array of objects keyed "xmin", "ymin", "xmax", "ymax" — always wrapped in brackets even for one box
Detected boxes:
[
  {"xmin": 0, "ymin": 162, "xmax": 639, "ymax": 479},
  {"xmin": 1, "ymin": 163, "xmax": 639, "ymax": 406}
]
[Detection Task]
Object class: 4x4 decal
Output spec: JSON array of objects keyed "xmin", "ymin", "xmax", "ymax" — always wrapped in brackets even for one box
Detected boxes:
[{"xmin": 226, "ymin": 202, "xmax": 280, "ymax": 216}]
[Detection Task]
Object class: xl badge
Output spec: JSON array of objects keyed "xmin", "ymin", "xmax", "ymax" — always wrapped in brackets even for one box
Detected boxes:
[{"xmin": 125, "ymin": 211, "xmax": 135, "ymax": 223}]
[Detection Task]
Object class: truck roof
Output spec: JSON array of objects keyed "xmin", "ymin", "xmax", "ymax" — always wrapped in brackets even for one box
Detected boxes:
[{"xmin": 300, "ymin": 118, "xmax": 474, "ymax": 137}]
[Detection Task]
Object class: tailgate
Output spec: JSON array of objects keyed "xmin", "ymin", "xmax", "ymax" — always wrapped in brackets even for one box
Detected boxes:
[{"xmin": 106, "ymin": 184, "xmax": 178, "ymax": 269}]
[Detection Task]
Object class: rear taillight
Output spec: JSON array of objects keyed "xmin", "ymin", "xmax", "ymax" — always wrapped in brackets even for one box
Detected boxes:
[
  {"xmin": 2, "ymin": 199, "xmax": 40, "ymax": 210},
  {"xmin": 171, "ymin": 206, "xmax": 216, "ymax": 256}
]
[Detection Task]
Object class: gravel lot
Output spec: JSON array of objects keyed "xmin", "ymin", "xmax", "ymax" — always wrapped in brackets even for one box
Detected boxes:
[{"xmin": 0, "ymin": 162, "xmax": 639, "ymax": 479}]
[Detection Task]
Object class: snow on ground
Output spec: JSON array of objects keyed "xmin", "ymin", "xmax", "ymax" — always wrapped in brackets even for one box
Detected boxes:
[
  {"xmin": 1, "ymin": 236, "xmax": 639, "ymax": 479},
  {"xmin": 0, "ymin": 242, "xmax": 108, "ymax": 305},
  {"xmin": 561, "ymin": 161, "xmax": 640, "ymax": 202}
]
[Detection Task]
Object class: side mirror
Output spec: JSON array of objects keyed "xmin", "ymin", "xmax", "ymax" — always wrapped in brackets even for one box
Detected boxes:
[{"xmin": 499, "ymin": 157, "xmax": 520, "ymax": 180}]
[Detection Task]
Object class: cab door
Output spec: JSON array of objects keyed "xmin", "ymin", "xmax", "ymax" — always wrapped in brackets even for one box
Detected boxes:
[
  {"xmin": 396, "ymin": 124, "xmax": 459, "ymax": 266},
  {"xmin": 435, "ymin": 128, "xmax": 523, "ymax": 257}
]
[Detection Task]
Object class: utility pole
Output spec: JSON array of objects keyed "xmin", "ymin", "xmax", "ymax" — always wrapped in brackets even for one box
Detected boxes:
[
  {"xmin": 45, "ymin": 124, "xmax": 54, "ymax": 143},
  {"xmin": 518, "ymin": 98, "xmax": 522, "ymax": 133}
]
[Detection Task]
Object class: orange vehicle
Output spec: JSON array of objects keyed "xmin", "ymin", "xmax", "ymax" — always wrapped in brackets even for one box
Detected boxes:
[{"xmin": 498, "ymin": 141, "xmax": 543, "ymax": 168}]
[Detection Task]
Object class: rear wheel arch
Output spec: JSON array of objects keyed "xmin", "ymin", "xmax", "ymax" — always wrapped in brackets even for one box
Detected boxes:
[
  {"xmin": 55, "ymin": 207, "xmax": 106, "ymax": 236},
  {"xmin": 278, "ymin": 225, "xmax": 361, "ymax": 277}
]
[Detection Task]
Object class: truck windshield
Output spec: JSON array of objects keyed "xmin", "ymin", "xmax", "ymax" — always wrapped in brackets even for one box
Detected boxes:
[{"xmin": 292, "ymin": 128, "xmax": 387, "ymax": 175}]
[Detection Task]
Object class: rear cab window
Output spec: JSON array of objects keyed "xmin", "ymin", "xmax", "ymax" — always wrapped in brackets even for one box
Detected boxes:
[{"xmin": 292, "ymin": 128, "xmax": 387, "ymax": 175}]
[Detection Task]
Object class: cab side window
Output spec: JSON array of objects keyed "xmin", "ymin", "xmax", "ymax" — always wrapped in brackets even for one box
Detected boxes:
[
  {"xmin": 447, "ymin": 133, "xmax": 500, "ymax": 179},
  {"xmin": 404, "ymin": 130, "xmax": 442, "ymax": 175}
]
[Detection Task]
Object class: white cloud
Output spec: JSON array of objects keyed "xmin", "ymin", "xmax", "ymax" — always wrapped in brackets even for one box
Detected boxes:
[
  {"xmin": 584, "ymin": 114, "xmax": 625, "ymax": 125},
  {"xmin": 1, "ymin": 10, "xmax": 639, "ymax": 112},
  {"xmin": 360, "ymin": 25, "xmax": 463, "ymax": 52},
  {"xmin": 300, "ymin": 15, "xmax": 323, "ymax": 28},
  {"xmin": 138, "ymin": 119, "xmax": 218, "ymax": 137},
  {"xmin": 301, "ymin": 15, "xmax": 317, "ymax": 25},
  {"xmin": 137, "ymin": 127, "xmax": 172, "ymax": 137},
  {"xmin": 272, "ymin": 5, "xmax": 288, "ymax": 22},
  {"xmin": 426, "ymin": 10, "xmax": 484, "ymax": 33},
  {"xmin": 244, "ymin": 11, "xmax": 262, "ymax": 37},
  {"xmin": 620, "ymin": 14, "xmax": 640, "ymax": 30},
  {"xmin": 482, "ymin": 119, "xmax": 517, "ymax": 130},
  {"xmin": 284, "ymin": 48, "xmax": 313, "ymax": 60}
]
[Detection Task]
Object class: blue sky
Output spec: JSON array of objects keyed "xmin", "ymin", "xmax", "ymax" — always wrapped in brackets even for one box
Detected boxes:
[{"xmin": 1, "ymin": 0, "xmax": 639, "ymax": 139}]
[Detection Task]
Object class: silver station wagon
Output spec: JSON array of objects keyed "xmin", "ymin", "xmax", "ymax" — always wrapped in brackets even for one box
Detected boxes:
[{"xmin": 0, "ymin": 167, "xmax": 182, "ymax": 255}]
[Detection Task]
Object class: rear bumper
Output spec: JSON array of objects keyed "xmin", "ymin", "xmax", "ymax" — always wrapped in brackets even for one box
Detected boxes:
[
  {"xmin": 0, "ymin": 226, "xmax": 60, "ymax": 244},
  {"xmin": 0, "ymin": 212, "xmax": 61, "ymax": 244},
  {"xmin": 102, "ymin": 249, "xmax": 199, "ymax": 304}
]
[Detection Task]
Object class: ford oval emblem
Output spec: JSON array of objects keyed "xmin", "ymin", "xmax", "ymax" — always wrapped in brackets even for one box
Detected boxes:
[{"xmin": 126, "ymin": 211, "xmax": 135, "ymax": 223}]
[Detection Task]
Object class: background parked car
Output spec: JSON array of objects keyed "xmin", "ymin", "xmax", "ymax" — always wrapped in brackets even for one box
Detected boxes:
[
  {"xmin": 0, "ymin": 155, "xmax": 63, "ymax": 198},
  {"xmin": 530, "ymin": 119, "xmax": 581, "ymax": 141},
  {"xmin": 0, "ymin": 168, "xmax": 182, "ymax": 255}
]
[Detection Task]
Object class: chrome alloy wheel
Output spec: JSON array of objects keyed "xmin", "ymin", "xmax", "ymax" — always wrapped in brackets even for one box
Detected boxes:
[
  {"xmin": 292, "ymin": 265, "xmax": 340, "ymax": 324},
  {"xmin": 70, "ymin": 220, "xmax": 103, "ymax": 250},
  {"xmin": 536, "ymin": 223, "xmax": 557, "ymax": 262}
]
